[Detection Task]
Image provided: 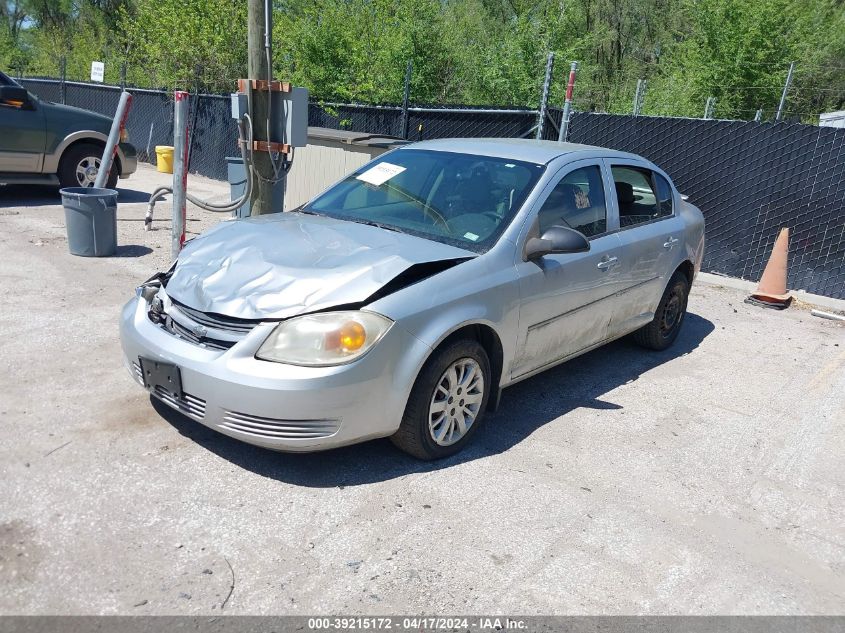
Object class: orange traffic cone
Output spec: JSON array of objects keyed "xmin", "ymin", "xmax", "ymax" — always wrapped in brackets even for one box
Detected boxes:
[{"xmin": 746, "ymin": 227, "xmax": 792, "ymax": 310}]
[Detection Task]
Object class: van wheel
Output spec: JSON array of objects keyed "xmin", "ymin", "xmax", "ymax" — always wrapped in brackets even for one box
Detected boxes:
[
  {"xmin": 58, "ymin": 143, "xmax": 118, "ymax": 189},
  {"xmin": 391, "ymin": 339, "xmax": 490, "ymax": 460},
  {"xmin": 633, "ymin": 272, "xmax": 689, "ymax": 351}
]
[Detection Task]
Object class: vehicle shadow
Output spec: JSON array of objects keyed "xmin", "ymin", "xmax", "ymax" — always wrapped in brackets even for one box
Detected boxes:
[
  {"xmin": 0, "ymin": 184, "xmax": 61, "ymax": 207},
  {"xmin": 114, "ymin": 244, "xmax": 154, "ymax": 257},
  {"xmin": 153, "ymin": 313, "xmax": 715, "ymax": 487},
  {"xmin": 0, "ymin": 184, "xmax": 151, "ymax": 207}
]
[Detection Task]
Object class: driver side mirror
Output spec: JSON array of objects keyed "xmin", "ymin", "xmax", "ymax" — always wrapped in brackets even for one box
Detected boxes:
[
  {"xmin": 524, "ymin": 225, "xmax": 590, "ymax": 261},
  {"xmin": 0, "ymin": 85, "xmax": 32, "ymax": 109}
]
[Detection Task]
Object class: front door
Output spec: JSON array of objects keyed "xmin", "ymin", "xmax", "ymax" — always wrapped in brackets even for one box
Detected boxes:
[
  {"xmin": 512, "ymin": 161, "xmax": 625, "ymax": 379},
  {"xmin": 0, "ymin": 87, "xmax": 45, "ymax": 172}
]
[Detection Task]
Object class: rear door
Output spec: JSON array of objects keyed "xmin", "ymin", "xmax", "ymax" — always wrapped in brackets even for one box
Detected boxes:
[
  {"xmin": 604, "ymin": 159, "xmax": 685, "ymax": 336},
  {"xmin": 512, "ymin": 159, "xmax": 625, "ymax": 378},
  {"xmin": 0, "ymin": 74, "xmax": 46, "ymax": 172}
]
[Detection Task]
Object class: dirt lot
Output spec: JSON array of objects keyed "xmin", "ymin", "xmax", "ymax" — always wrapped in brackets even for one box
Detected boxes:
[{"xmin": 1, "ymin": 164, "xmax": 843, "ymax": 615}]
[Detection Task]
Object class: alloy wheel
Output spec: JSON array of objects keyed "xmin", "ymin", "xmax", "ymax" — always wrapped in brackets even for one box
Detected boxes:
[
  {"xmin": 75, "ymin": 156, "xmax": 101, "ymax": 187},
  {"xmin": 428, "ymin": 358, "xmax": 485, "ymax": 446}
]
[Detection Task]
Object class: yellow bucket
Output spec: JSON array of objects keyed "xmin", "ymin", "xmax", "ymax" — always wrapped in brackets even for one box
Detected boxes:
[{"xmin": 155, "ymin": 145, "xmax": 174, "ymax": 174}]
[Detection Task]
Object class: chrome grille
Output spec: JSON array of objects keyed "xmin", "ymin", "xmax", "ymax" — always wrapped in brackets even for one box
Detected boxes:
[
  {"xmin": 220, "ymin": 410, "xmax": 339, "ymax": 440},
  {"xmin": 169, "ymin": 301, "xmax": 260, "ymax": 335},
  {"xmin": 133, "ymin": 362, "xmax": 207, "ymax": 419},
  {"xmin": 165, "ymin": 316, "xmax": 234, "ymax": 351},
  {"xmin": 152, "ymin": 387, "xmax": 207, "ymax": 420}
]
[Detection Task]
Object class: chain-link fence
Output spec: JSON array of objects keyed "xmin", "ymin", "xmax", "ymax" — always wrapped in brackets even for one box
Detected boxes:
[
  {"xmin": 569, "ymin": 113, "xmax": 845, "ymax": 299},
  {"xmin": 308, "ymin": 102, "xmax": 551, "ymax": 141},
  {"xmin": 20, "ymin": 78, "xmax": 556, "ymax": 180},
  {"xmin": 17, "ymin": 78, "xmax": 844, "ymax": 299}
]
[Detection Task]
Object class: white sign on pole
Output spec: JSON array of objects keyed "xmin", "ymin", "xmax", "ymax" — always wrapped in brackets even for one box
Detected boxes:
[{"xmin": 90, "ymin": 61, "xmax": 105, "ymax": 83}]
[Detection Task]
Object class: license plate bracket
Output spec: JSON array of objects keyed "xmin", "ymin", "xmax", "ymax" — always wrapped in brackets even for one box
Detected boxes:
[{"xmin": 139, "ymin": 357, "xmax": 183, "ymax": 400}]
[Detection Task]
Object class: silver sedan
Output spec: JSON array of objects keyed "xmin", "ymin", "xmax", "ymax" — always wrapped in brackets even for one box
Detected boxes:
[{"xmin": 120, "ymin": 139, "xmax": 705, "ymax": 459}]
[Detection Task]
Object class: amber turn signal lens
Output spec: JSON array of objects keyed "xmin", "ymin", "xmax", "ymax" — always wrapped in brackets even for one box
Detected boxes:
[
  {"xmin": 326, "ymin": 321, "xmax": 366, "ymax": 352},
  {"xmin": 339, "ymin": 321, "xmax": 367, "ymax": 351}
]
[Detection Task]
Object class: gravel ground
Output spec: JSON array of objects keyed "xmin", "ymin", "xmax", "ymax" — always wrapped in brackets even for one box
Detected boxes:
[{"xmin": 1, "ymin": 164, "xmax": 843, "ymax": 615}]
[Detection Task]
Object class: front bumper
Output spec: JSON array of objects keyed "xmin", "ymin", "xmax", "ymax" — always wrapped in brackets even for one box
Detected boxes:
[{"xmin": 119, "ymin": 296, "xmax": 430, "ymax": 452}]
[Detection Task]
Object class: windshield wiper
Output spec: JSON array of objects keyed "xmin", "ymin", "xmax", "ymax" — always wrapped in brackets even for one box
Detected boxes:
[
  {"xmin": 346, "ymin": 218, "xmax": 402, "ymax": 233},
  {"xmin": 297, "ymin": 208, "xmax": 401, "ymax": 233}
]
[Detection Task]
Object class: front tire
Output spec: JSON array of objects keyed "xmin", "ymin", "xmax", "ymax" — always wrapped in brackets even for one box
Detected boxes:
[
  {"xmin": 391, "ymin": 339, "xmax": 491, "ymax": 460},
  {"xmin": 633, "ymin": 271, "xmax": 690, "ymax": 351},
  {"xmin": 58, "ymin": 143, "xmax": 118, "ymax": 189}
]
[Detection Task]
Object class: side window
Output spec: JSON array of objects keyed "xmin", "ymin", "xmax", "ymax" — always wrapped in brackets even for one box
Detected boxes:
[
  {"xmin": 537, "ymin": 165, "xmax": 607, "ymax": 237},
  {"xmin": 611, "ymin": 166, "xmax": 660, "ymax": 228},
  {"xmin": 654, "ymin": 173, "xmax": 674, "ymax": 217}
]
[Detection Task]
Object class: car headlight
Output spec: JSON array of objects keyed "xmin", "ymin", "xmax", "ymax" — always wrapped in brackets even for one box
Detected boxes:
[
  {"xmin": 120, "ymin": 127, "xmax": 129, "ymax": 143},
  {"xmin": 256, "ymin": 311, "xmax": 393, "ymax": 366}
]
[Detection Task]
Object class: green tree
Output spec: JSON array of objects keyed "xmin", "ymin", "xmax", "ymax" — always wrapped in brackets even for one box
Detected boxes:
[{"xmin": 118, "ymin": 0, "xmax": 247, "ymax": 92}]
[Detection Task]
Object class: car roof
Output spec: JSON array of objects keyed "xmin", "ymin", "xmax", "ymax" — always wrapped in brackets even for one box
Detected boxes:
[{"xmin": 400, "ymin": 137, "xmax": 642, "ymax": 165}]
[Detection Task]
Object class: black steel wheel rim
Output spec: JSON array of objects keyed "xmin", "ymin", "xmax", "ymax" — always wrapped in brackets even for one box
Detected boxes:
[{"xmin": 660, "ymin": 289, "xmax": 683, "ymax": 337}]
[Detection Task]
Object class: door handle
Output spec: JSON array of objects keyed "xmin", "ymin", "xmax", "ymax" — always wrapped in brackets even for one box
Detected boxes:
[
  {"xmin": 663, "ymin": 237, "xmax": 680, "ymax": 249},
  {"xmin": 597, "ymin": 256, "xmax": 618, "ymax": 270}
]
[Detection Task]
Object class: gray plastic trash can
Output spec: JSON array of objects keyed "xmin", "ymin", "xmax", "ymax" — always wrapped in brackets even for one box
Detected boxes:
[
  {"xmin": 226, "ymin": 156, "xmax": 284, "ymax": 218},
  {"xmin": 225, "ymin": 156, "xmax": 250, "ymax": 219},
  {"xmin": 60, "ymin": 187, "xmax": 118, "ymax": 257}
]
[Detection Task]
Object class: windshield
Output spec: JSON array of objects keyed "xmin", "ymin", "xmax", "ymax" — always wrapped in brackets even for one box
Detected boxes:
[
  {"xmin": 303, "ymin": 148, "xmax": 544, "ymax": 252},
  {"xmin": 0, "ymin": 71, "xmax": 20, "ymax": 87}
]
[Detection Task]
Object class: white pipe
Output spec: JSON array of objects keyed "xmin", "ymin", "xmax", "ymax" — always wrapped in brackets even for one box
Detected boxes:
[
  {"xmin": 94, "ymin": 90, "xmax": 132, "ymax": 189},
  {"xmin": 811, "ymin": 309, "xmax": 845, "ymax": 322}
]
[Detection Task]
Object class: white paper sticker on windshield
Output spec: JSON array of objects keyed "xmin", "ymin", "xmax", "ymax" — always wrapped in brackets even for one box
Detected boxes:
[
  {"xmin": 356, "ymin": 162, "xmax": 406, "ymax": 186},
  {"xmin": 463, "ymin": 232, "xmax": 480, "ymax": 241}
]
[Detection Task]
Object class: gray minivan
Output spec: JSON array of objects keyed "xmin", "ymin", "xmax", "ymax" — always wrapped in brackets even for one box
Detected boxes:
[{"xmin": 0, "ymin": 70, "xmax": 137, "ymax": 188}]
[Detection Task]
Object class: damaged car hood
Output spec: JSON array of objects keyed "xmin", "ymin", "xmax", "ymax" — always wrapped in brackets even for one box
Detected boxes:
[{"xmin": 164, "ymin": 212, "xmax": 475, "ymax": 320}]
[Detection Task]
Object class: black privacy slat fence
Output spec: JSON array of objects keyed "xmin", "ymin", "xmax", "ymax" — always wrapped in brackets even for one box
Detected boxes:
[
  {"xmin": 568, "ymin": 113, "xmax": 845, "ymax": 299},
  {"xmin": 18, "ymin": 78, "xmax": 844, "ymax": 299}
]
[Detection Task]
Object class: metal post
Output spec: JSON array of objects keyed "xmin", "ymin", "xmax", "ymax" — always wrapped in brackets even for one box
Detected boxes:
[
  {"xmin": 633, "ymin": 79, "xmax": 647, "ymax": 116},
  {"xmin": 186, "ymin": 64, "xmax": 202, "ymax": 170},
  {"xmin": 704, "ymin": 96, "xmax": 716, "ymax": 120},
  {"xmin": 171, "ymin": 91, "xmax": 189, "ymax": 259},
  {"xmin": 558, "ymin": 61, "xmax": 578, "ymax": 142},
  {"xmin": 93, "ymin": 90, "xmax": 132, "ymax": 189},
  {"xmin": 754, "ymin": 108, "xmax": 763, "ymax": 122},
  {"xmin": 639, "ymin": 80, "xmax": 647, "ymax": 114},
  {"xmin": 775, "ymin": 61, "xmax": 796, "ymax": 121},
  {"xmin": 535, "ymin": 52, "xmax": 555, "ymax": 140},
  {"xmin": 59, "ymin": 56, "xmax": 66, "ymax": 104},
  {"xmin": 631, "ymin": 79, "xmax": 643, "ymax": 116},
  {"xmin": 400, "ymin": 61, "xmax": 413, "ymax": 139}
]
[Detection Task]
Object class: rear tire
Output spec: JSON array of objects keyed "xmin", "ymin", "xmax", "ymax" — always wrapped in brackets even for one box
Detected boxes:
[
  {"xmin": 391, "ymin": 339, "xmax": 491, "ymax": 460},
  {"xmin": 58, "ymin": 143, "xmax": 118, "ymax": 189},
  {"xmin": 633, "ymin": 272, "xmax": 690, "ymax": 351}
]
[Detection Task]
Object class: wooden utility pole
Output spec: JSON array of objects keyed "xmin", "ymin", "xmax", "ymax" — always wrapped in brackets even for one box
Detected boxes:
[{"xmin": 247, "ymin": 0, "xmax": 276, "ymax": 214}]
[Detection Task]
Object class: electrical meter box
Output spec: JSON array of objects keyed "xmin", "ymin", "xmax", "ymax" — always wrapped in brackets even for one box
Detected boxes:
[
  {"xmin": 230, "ymin": 85, "xmax": 309, "ymax": 148},
  {"xmin": 271, "ymin": 87, "xmax": 308, "ymax": 148}
]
